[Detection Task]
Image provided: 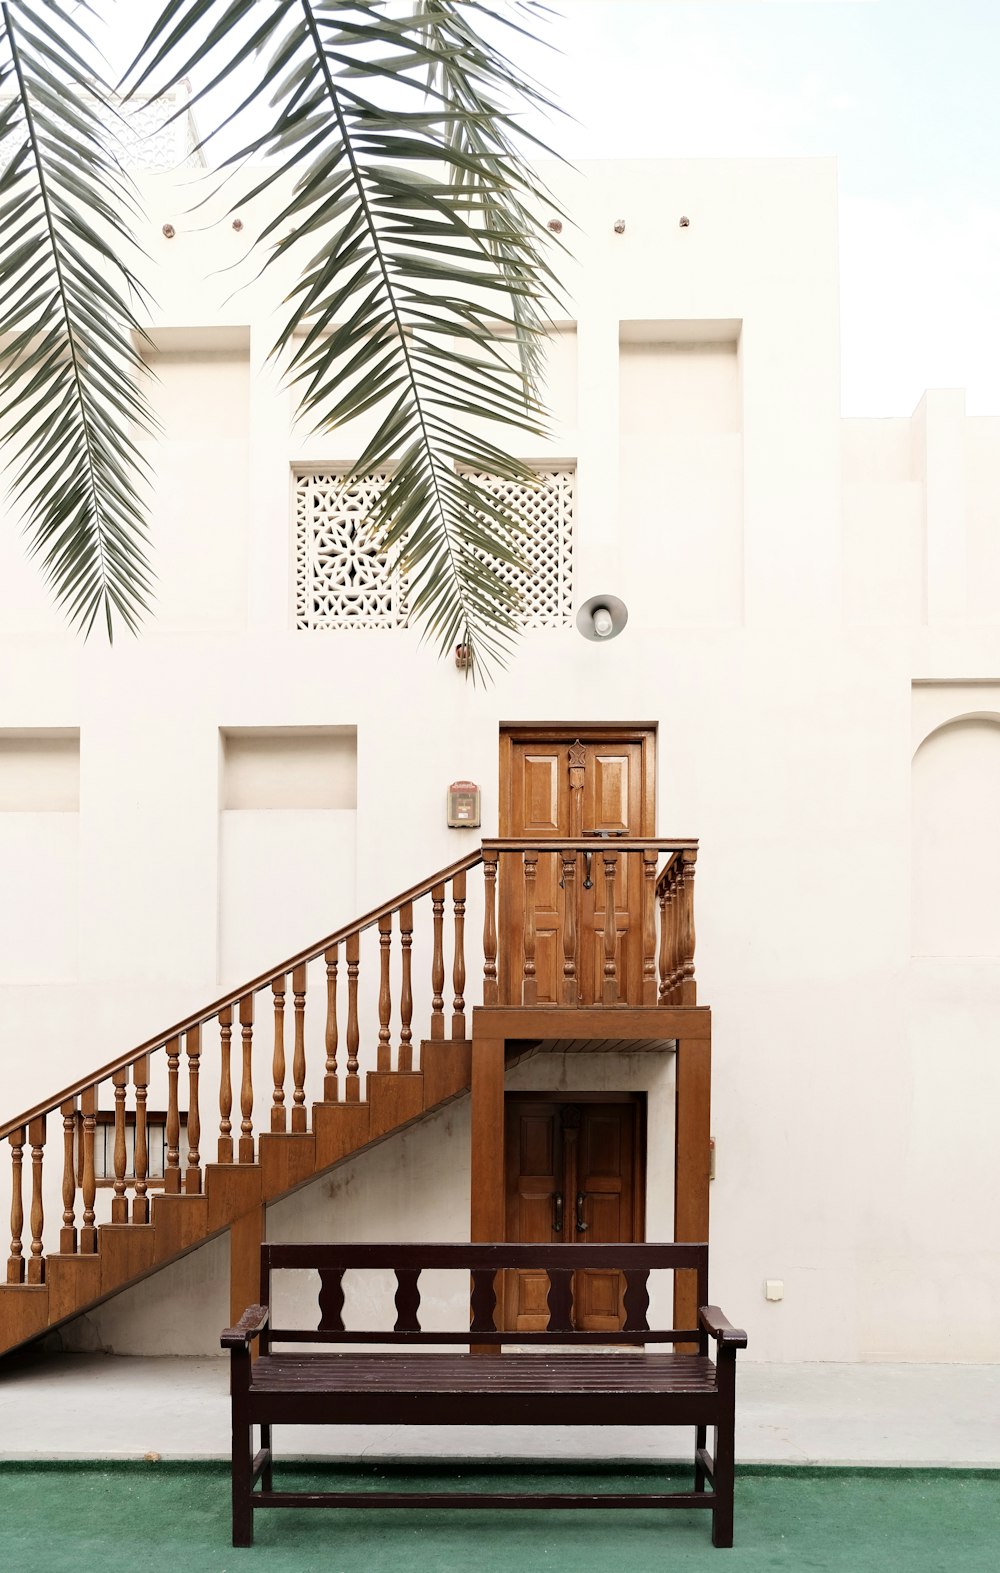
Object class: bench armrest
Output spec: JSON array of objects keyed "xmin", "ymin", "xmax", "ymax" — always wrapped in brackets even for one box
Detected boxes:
[
  {"xmin": 221, "ymin": 1304, "xmax": 269, "ymax": 1350},
  {"xmin": 699, "ymin": 1305, "xmax": 748, "ymax": 1350}
]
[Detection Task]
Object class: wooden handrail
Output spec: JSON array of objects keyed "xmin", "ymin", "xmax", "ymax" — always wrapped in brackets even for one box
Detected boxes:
[
  {"xmin": 0, "ymin": 847, "xmax": 484, "ymax": 1143},
  {"xmin": 483, "ymin": 838, "xmax": 698, "ymax": 853}
]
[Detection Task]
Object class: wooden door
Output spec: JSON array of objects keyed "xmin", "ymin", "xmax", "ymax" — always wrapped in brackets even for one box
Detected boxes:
[
  {"xmin": 503, "ymin": 1096, "xmax": 643, "ymax": 1332},
  {"xmin": 498, "ymin": 727, "xmax": 655, "ymax": 1005}
]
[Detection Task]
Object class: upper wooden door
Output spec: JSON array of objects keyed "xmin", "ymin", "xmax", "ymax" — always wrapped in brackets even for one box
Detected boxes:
[
  {"xmin": 503, "ymin": 1096, "xmax": 643, "ymax": 1332},
  {"xmin": 498, "ymin": 727, "xmax": 655, "ymax": 1005}
]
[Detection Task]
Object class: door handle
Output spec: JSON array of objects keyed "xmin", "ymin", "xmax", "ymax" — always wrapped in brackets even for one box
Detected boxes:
[
  {"xmin": 553, "ymin": 1191, "xmax": 563, "ymax": 1233},
  {"xmin": 575, "ymin": 1192, "xmax": 589, "ymax": 1233},
  {"xmin": 582, "ymin": 852, "xmax": 593, "ymax": 890}
]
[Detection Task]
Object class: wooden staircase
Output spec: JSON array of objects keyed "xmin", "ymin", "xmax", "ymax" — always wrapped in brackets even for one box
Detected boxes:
[
  {"xmin": 1, "ymin": 839, "xmax": 698, "ymax": 1359},
  {"xmin": 0, "ymin": 1040, "xmax": 472, "ymax": 1357}
]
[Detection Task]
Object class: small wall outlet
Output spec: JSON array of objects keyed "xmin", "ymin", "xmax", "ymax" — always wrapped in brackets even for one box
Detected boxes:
[{"xmin": 764, "ymin": 1279, "xmax": 784, "ymax": 1302}]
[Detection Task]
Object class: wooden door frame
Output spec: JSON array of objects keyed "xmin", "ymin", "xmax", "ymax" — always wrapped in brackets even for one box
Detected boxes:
[
  {"xmin": 503, "ymin": 1091, "xmax": 647, "ymax": 1246},
  {"xmin": 498, "ymin": 724, "xmax": 657, "ymax": 837}
]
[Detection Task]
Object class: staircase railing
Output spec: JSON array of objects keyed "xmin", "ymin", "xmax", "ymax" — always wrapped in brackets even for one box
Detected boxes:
[{"xmin": 2, "ymin": 837, "xmax": 698, "ymax": 1290}]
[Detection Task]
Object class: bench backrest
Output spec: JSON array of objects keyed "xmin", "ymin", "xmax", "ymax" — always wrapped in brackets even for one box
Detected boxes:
[{"xmin": 258, "ymin": 1242, "xmax": 709, "ymax": 1351}]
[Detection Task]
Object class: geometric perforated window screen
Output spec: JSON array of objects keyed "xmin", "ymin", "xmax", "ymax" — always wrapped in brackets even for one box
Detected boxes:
[
  {"xmin": 464, "ymin": 468, "xmax": 574, "ymax": 628},
  {"xmin": 295, "ymin": 471, "xmax": 402, "ymax": 631},
  {"xmin": 295, "ymin": 468, "xmax": 574, "ymax": 631}
]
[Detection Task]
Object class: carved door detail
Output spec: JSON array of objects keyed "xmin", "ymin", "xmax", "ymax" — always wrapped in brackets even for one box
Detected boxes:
[
  {"xmin": 498, "ymin": 727, "xmax": 654, "ymax": 1005},
  {"xmin": 503, "ymin": 1096, "xmax": 642, "ymax": 1332}
]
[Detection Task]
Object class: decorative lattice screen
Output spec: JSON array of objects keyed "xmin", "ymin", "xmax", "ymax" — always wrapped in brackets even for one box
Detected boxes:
[
  {"xmin": 464, "ymin": 469, "xmax": 574, "ymax": 628},
  {"xmin": 295, "ymin": 472, "xmax": 402, "ymax": 630},
  {"xmin": 0, "ymin": 89, "xmax": 203, "ymax": 174},
  {"xmin": 295, "ymin": 468, "xmax": 574, "ymax": 631}
]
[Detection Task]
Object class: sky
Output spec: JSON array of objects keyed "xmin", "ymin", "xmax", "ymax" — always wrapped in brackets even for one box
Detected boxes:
[
  {"xmin": 105, "ymin": 0, "xmax": 1000, "ymax": 420},
  {"xmin": 517, "ymin": 0, "xmax": 1000, "ymax": 417}
]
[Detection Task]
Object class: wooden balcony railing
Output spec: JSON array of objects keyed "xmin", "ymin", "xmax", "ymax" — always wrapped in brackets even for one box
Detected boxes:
[{"xmin": 2, "ymin": 838, "xmax": 698, "ymax": 1288}]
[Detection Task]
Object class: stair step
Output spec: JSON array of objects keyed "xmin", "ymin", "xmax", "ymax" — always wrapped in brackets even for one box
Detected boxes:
[
  {"xmin": 152, "ymin": 1193, "xmax": 210, "ymax": 1261},
  {"xmin": 313, "ymin": 1101, "xmax": 371, "ymax": 1167},
  {"xmin": 419, "ymin": 1039, "xmax": 472, "ymax": 1107},
  {"xmin": 0, "ymin": 1283, "xmax": 48, "ymax": 1351},
  {"xmin": 259, "ymin": 1131, "xmax": 316, "ymax": 1196},
  {"xmin": 206, "ymin": 1162, "xmax": 263, "ymax": 1232},
  {"xmin": 46, "ymin": 1252, "xmax": 102, "ymax": 1325},
  {"xmin": 367, "ymin": 1071, "xmax": 423, "ymax": 1141}
]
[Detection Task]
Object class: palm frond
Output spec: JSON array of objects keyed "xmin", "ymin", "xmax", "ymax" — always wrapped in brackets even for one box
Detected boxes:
[
  {"xmin": 127, "ymin": 0, "xmax": 563, "ymax": 675},
  {"xmin": 0, "ymin": 0, "xmax": 156, "ymax": 639}
]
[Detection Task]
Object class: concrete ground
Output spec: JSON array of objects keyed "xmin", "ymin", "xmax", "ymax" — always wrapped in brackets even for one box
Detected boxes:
[{"xmin": 1, "ymin": 1354, "xmax": 997, "ymax": 1466}]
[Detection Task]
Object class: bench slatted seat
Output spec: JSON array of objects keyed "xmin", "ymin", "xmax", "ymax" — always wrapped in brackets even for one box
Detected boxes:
[{"xmin": 223, "ymin": 1243, "xmax": 747, "ymax": 1549}]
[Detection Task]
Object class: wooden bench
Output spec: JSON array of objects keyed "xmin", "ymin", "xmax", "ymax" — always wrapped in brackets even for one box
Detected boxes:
[{"xmin": 222, "ymin": 1242, "xmax": 747, "ymax": 1549}]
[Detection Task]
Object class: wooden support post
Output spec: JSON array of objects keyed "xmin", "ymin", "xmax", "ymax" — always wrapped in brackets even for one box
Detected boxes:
[
  {"xmin": 230, "ymin": 1204, "xmax": 265, "ymax": 1357},
  {"xmin": 470, "ymin": 1035, "xmax": 505, "ymax": 1356},
  {"xmin": 673, "ymin": 1027, "xmax": 712, "ymax": 1346}
]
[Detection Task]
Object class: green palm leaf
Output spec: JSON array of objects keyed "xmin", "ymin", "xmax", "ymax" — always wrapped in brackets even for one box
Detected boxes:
[
  {"xmin": 128, "ymin": 0, "xmax": 563, "ymax": 674},
  {"xmin": 0, "ymin": 0, "xmax": 156, "ymax": 638}
]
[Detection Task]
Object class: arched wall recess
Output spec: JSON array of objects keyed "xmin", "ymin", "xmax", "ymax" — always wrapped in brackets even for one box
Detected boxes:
[{"xmin": 911, "ymin": 713, "xmax": 1000, "ymax": 957}]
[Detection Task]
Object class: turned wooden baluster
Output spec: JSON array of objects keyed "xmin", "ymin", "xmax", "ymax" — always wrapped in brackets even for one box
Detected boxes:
[
  {"xmin": 482, "ymin": 853, "xmax": 499, "ymax": 1006},
  {"xmin": 658, "ymin": 882, "xmax": 669, "ymax": 1004},
  {"xmin": 452, "ymin": 871, "xmax": 467, "ymax": 1040},
  {"xmin": 345, "ymin": 932, "xmax": 360, "ymax": 1103},
  {"xmin": 561, "ymin": 850, "xmax": 578, "ymax": 1005},
  {"xmin": 27, "ymin": 1115, "xmax": 46, "ymax": 1284},
  {"xmin": 60, "ymin": 1098, "xmax": 77, "ymax": 1252},
  {"xmin": 291, "ymin": 963, "xmax": 308, "ymax": 1131},
  {"xmin": 218, "ymin": 1006, "xmax": 234, "ymax": 1162},
  {"xmin": 602, "ymin": 852, "xmax": 619, "ymax": 1005},
  {"xmin": 80, "ymin": 1088, "xmax": 97, "ymax": 1253},
  {"xmin": 132, "ymin": 1056, "xmax": 149, "ymax": 1225},
  {"xmin": 430, "ymin": 883, "xmax": 446, "ymax": 1040},
  {"xmin": 324, "ymin": 945, "xmax": 339, "ymax": 1101},
  {"xmin": 398, "ymin": 902, "xmax": 413, "ymax": 1072},
  {"xmin": 164, "ymin": 1036, "xmax": 182, "ymax": 1194},
  {"xmin": 665, "ymin": 869, "xmax": 678, "ymax": 1002},
  {"xmin": 378, "ymin": 914, "xmax": 393, "ymax": 1072},
  {"xmin": 680, "ymin": 848, "xmax": 698, "ymax": 1006},
  {"xmin": 112, "ymin": 1068, "xmax": 129, "ymax": 1223},
  {"xmin": 522, "ymin": 850, "xmax": 539, "ymax": 1006},
  {"xmin": 185, "ymin": 1025, "xmax": 202, "ymax": 1194},
  {"xmin": 239, "ymin": 995, "xmax": 255, "ymax": 1163},
  {"xmin": 7, "ymin": 1128, "xmax": 25, "ymax": 1283},
  {"xmin": 671, "ymin": 866, "xmax": 683, "ymax": 1001},
  {"xmin": 271, "ymin": 975, "xmax": 286, "ymax": 1133},
  {"xmin": 642, "ymin": 848, "xmax": 659, "ymax": 1006}
]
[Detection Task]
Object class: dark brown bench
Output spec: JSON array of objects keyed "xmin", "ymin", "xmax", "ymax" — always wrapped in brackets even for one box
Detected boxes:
[{"xmin": 222, "ymin": 1242, "xmax": 747, "ymax": 1549}]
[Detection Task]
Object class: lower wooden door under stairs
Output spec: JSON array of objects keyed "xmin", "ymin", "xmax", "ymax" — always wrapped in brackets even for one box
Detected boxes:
[{"xmin": 503, "ymin": 1093, "xmax": 645, "ymax": 1332}]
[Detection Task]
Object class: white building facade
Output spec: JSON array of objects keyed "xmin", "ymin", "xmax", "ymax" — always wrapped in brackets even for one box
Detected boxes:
[{"xmin": 1, "ymin": 157, "xmax": 998, "ymax": 1364}]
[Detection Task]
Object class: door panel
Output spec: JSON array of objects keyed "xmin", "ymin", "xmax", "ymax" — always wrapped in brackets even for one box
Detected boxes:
[
  {"xmin": 504, "ymin": 1097, "xmax": 642, "ymax": 1332},
  {"xmin": 499, "ymin": 729, "xmax": 655, "ymax": 1005}
]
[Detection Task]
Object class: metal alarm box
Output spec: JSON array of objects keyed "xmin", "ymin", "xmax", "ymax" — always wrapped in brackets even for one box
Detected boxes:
[{"xmin": 447, "ymin": 780, "xmax": 481, "ymax": 828}]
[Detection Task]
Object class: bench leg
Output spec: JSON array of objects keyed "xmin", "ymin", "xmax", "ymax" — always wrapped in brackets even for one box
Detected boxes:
[
  {"xmin": 231, "ymin": 1351, "xmax": 254, "ymax": 1548},
  {"xmin": 694, "ymin": 1424, "xmax": 708, "ymax": 1493},
  {"xmin": 712, "ymin": 1352, "xmax": 737, "ymax": 1548},
  {"xmin": 261, "ymin": 1423, "xmax": 273, "ymax": 1492}
]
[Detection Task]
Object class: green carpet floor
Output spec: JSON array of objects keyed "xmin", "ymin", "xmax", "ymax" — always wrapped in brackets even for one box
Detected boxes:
[{"xmin": 0, "ymin": 1461, "xmax": 996, "ymax": 1573}]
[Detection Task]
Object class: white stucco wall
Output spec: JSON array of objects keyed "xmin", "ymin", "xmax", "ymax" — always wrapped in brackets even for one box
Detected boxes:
[{"xmin": 2, "ymin": 158, "xmax": 999, "ymax": 1365}]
